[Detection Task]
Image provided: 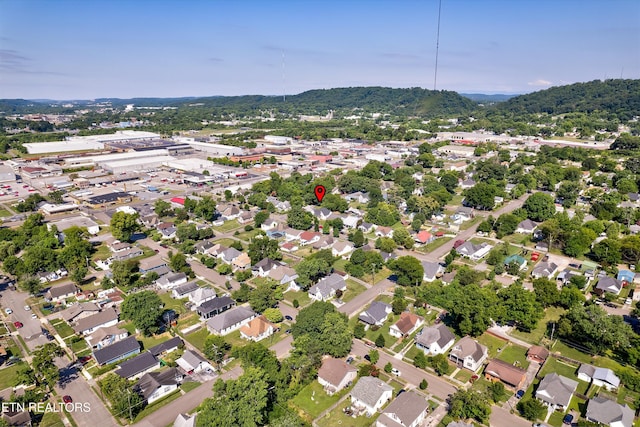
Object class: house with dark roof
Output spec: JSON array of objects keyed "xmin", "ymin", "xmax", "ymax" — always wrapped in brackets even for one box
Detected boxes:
[
  {"xmin": 484, "ymin": 359, "xmax": 527, "ymax": 390},
  {"xmin": 156, "ymin": 272, "xmax": 188, "ymax": 290},
  {"xmin": 585, "ymin": 396, "xmax": 634, "ymax": 427},
  {"xmin": 317, "ymin": 357, "xmax": 357, "ymax": 395},
  {"xmin": 252, "ymin": 258, "xmax": 285, "ymax": 277},
  {"xmin": 415, "ymin": 324, "xmax": 455, "ymax": 355},
  {"xmin": 218, "ymin": 247, "xmax": 242, "ymax": 264},
  {"xmin": 194, "ymin": 239, "xmax": 215, "ymax": 255},
  {"xmin": 137, "ymin": 368, "xmax": 182, "ymax": 404},
  {"xmin": 45, "ymin": 283, "xmax": 78, "ymax": 302},
  {"xmin": 116, "ymin": 351, "xmax": 159, "ymax": 379},
  {"xmin": 93, "ymin": 336, "xmax": 140, "ymax": 365},
  {"xmin": 389, "ymin": 312, "xmax": 424, "ymax": 339},
  {"xmin": 535, "ymin": 373, "xmax": 578, "ymax": 411},
  {"xmin": 594, "ymin": 276, "xmax": 624, "ymax": 296},
  {"xmin": 197, "ymin": 296, "xmax": 235, "ymax": 319},
  {"xmin": 376, "ymin": 390, "xmax": 429, "ymax": 427},
  {"xmin": 308, "ymin": 273, "xmax": 347, "ymax": 302},
  {"xmin": 1, "ymin": 409, "xmax": 31, "ymax": 427},
  {"xmin": 422, "ymin": 261, "xmax": 444, "ymax": 282},
  {"xmin": 72, "ymin": 307, "xmax": 118, "ymax": 335},
  {"xmin": 531, "ymin": 261, "xmax": 558, "ymax": 279},
  {"xmin": 527, "ymin": 345, "xmax": 549, "ymax": 364},
  {"xmin": 268, "ymin": 266, "xmax": 299, "ymax": 291},
  {"xmin": 148, "ymin": 336, "xmax": 183, "ymax": 358},
  {"xmin": 206, "ymin": 306, "xmax": 256, "ymax": 336},
  {"xmin": 448, "ymin": 336, "xmax": 488, "ymax": 372},
  {"xmin": 358, "ymin": 301, "xmax": 392, "ymax": 327},
  {"xmin": 60, "ymin": 302, "xmax": 100, "ymax": 323},
  {"xmin": 172, "ymin": 282, "xmax": 199, "ymax": 299},
  {"xmin": 515, "ymin": 219, "xmax": 538, "ymax": 234},
  {"xmin": 139, "ymin": 256, "xmax": 169, "ymax": 275},
  {"xmin": 577, "ymin": 364, "xmax": 620, "ymax": 391},
  {"xmin": 350, "ymin": 376, "xmax": 393, "ymax": 416}
]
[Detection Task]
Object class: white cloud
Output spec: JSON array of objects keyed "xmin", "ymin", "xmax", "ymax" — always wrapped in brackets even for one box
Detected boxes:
[{"xmin": 527, "ymin": 79, "xmax": 552, "ymax": 87}]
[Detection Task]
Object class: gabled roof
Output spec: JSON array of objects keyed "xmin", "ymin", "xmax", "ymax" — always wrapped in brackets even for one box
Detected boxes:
[
  {"xmin": 517, "ymin": 219, "xmax": 538, "ymax": 231},
  {"xmin": 47, "ymin": 283, "xmax": 78, "ymax": 298},
  {"xmin": 148, "ymin": 336, "xmax": 183, "ymax": 357},
  {"xmin": 86, "ymin": 325, "xmax": 127, "ymax": 347},
  {"xmin": 137, "ymin": 368, "xmax": 180, "ymax": 400},
  {"xmin": 240, "ymin": 316, "xmax": 276, "ymax": 338},
  {"xmin": 197, "ymin": 296, "xmax": 235, "ymax": 314},
  {"xmin": 73, "ymin": 307, "xmax": 118, "ymax": 334},
  {"xmin": 358, "ymin": 301, "xmax": 391, "ymax": 325},
  {"xmin": 415, "ymin": 324, "xmax": 455, "ymax": 349},
  {"xmin": 484, "ymin": 359, "xmax": 526, "ymax": 387},
  {"xmin": 206, "ymin": 306, "xmax": 256, "ymax": 332},
  {"xmin": 532, "ymin": 261, "xmax": 558, "ymax": 277},
  {"xmin": 93, "ymin": 336, "xmax": 140, "ymax": 365},
  {"xmin": 586, "ymin": 396, "xmax": 634, "ymax": 427},
  {"xmin": 596, "ymin": 276, "xmax": 623, "ymax": 293},
  {"xmin": 176, "ymin": 349, "xmax": 208, "ymax": 371},
  {"xmin": 536, "ymin": 373, "xmax": 578, "ymax": 407},
  {"xmin": 252, "ymin": 258, "xmax": 284, "ymax": 272},
  {"xmin": 450, "ymin": 336, "xmax": 487, "ymax": 363},
  {"xmin": 173, "ymin": 281, "xmax": 199, "ymax": 296},
  {"xmin": 61, "ymin": 302, "xmax": 100, "ymax": 322},
  {"xmin": 351, "ymin": 376, "xmax": 392, "ymax": 408},
  {"xmin": 173, "ymin": 413, "xmax": 196, "ymax": 427},
  {"xmin": 309, "ymin": 273, "xmax": 347, "ymax": 299},
  {"xmin": 377, "ymin": 390, "xmax": 428, "ymax": 427},
  {"xmin": 318, "ymin": 357, "xmax": 357, "ymax": 389},
  {"xmin": 156, "ymin": 272, "xmax": 187, "ymax": 287},
  {"xmin": 116, "ymin": 351, "xmax": 158, "ymax": 378},
  {"xmin": 190, "ymin": 287, "xmax": 216, "ymax": 303},
  {"xmin": 527, "ymin": 345, "xmax": 549, "ymax": 361},
  {"xmin": 577, "ymin": 364, "xmax": 620, "ymax": 388},
  {"xmin": 421, "ymin": 261, "xmax": 442, "ymax": 279}
]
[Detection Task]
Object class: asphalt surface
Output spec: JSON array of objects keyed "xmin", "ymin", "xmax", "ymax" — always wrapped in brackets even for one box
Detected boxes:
[{"xmin": 0, "ymin": 285, "xmax": 49, "ymax": 351}]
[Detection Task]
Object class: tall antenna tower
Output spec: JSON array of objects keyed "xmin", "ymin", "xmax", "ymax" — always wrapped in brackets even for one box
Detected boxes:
[
  {"xmin": 433, "ymin": 0, "xmax": 442, "ymax": 91},
  {"xmin": 282, "ymin": 50, "xmax": 286, "ymax": 102}
]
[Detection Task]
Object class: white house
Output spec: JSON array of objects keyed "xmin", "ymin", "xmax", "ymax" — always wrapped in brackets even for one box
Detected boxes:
[
  {"xmin": 585, "ymin": 397, "xmax": 634, "ymax": 427},
  {"xmin": 415, "ymin": 324, "xmax": 455, "ymax": 355},
  {"xmin": 308, "ymin": 274, "xmax": 347, "ymax": 302},
  {"xmin": 176, "ymin": 350, "xmax": 213, "ymax": 374},
  {"xmin": 376, "ymin": 390, "xmax": 429, "ymax": 427},
  {"xmin": 390, "ymin": 312, "xmax": 424, "ymax": 339},
  {"xmin": 332, "ymin": 241, "xmax": 355, "ymax": 259},
  {"xmin": 448, "ymin": 336, "xmax": 488, "ymax": 372},
  {"xmin": 535, "ymin": 373, "xmax": 578, "ymax": 411},
  {"xmin": 350, "ymin": 376, "xmax": 393, "ymax": 416},
  {"xmin": 155, "ymin": 272, "xmax": 188, "ymax": 290},
  {"xmin": 206, "ymin": 306, "xmax": 257, "ymax": 336},
  {"xmin": 577, "ymin": 364, "xmax": 620, "ymax": 391},
  {"xmin": 137, "ymin": 368, "xmax": 182, "ymax": 404},
  {"xmin": 239, "ymin": 316, "xmax": 277, "ymax": 342},
  {"xmin": 317, "ymin": 357, "xmax": 357, "ymax": 395},
  {"xmin": 72, "ymin": 307, "xmax": 119, "ymax": 335}
]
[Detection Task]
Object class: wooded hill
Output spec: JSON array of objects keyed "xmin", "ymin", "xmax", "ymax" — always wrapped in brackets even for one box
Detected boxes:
[{"xmin": 492, "ymin": 79, "xmax": 640, "ymax": 119}]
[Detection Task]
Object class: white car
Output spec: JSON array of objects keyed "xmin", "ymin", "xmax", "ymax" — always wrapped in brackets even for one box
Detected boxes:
[
  {"xmin": 31, "ymin": 313, "xmax": 38, "ymax": 319},
  {"xmin": 24, "ymin": 305, "xmax": 31, "ymax": 311},
  {"xmin": 4, "ymin": 308, "xmax": 12, "ymax": 315},
  {"xmin": 391, "ymin": 368, "xmax": 401, "ymax": 376}
]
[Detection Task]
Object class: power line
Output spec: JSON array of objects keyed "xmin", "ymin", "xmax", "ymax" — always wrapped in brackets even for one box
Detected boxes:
[{"xmin": 433, "ymin": 0, "xmax": 442, "ymax": 91}]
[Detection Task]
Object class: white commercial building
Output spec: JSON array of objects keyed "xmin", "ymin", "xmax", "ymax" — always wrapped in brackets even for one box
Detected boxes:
[{"xmin": 23, "ymin": 131, "xmax": 160, "ymax": 154}]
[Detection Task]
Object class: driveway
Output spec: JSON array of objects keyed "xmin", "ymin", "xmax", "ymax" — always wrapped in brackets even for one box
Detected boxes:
[
  {"xmin": 269, "ymin": 334, "xmax": 293, "ymax": 359},
  {"xmin": 490, "ymin": 405, "xmax": 532, "ymax": 427},
  {"xmin": 338, "ymin": 279, "xmax": 395, "ymax": 318},
  {"xmin": 0, "ymin": 286, "xmax": 49, "ymax": 351}
]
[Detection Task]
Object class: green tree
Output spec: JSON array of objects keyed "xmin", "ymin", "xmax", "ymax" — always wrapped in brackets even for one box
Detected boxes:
[
  {"xmin": 254, "ymin": 210, "xmax": 269, "ymax": 228},
  {"xmin": 376, "ymin": 237, "xmax": 396, "ymax": 253},
  {"xmin": 413, "ymin": 351, "xmax": 427, "ymax": 369},
  {"xmin": 203, "ymin": 335, "xmax": 232, "ymax": 370},
  {"xmin": 247, "ymin": 235, "xmax": 281, "ymax": 265},
  {"xmin": 194, "ymin": 196, "xmax": 217, "ymax": 221},
  {"xmin": 430, "ymin": 354, "xmax": 450, "ymax": 376},
  {"xmin": 287, "ymin": 207, "xmax": 313, "ymax": 230},
  {"xmin": 121, "ymin": 290, "xmax": 163, "ymax": 335},
  {"xmin": 354, "ymin": 323, "xmax": 366, "ymax": 339},
  {"xmin": 263, "ymin": 307, "xmax": 283, "ymax": 323},
  {"xmin": 463, "ymin": 182, "xmax": 497, "ymax": 210},
  {"xmin": 110, "ymin": 211, "xmax": 140, "ymax": 242},
  {"xmin": 110, "ymin": 259, "xmax": 139, "ymax": 289},
  {"xmin": 369, "ymin": 349, "xmax": 379, "ymax": 364},
  {"xmin": 384, "ymin": 362, "xmax": 392, "ymax": 373},
  {"xmin": 375, "ymin": 333, "xmax": 386, "ymax": 348},
  {"xmin": 154, "ymin": 199, "xmax": 172, "ymax": 217},
  {"xmin": 591, "ymin": 238, "xmax": 622, "ymax": 265},
  {"xmin": 449, "ymin": 389, "xmax": 491, "ymax": 423},
  {"xmin": 523, "ymin": 192, "xmax": 556, "ymax": 222},
  {"xmin": 99, "ymin": 373, "xmax": 144, "ymax": 421},
  {"xmin": 533, "ymin": 278, "xmax": 560, "ymax": 307},
  {"xmin": 488, "ymin": 381, "xmax": 506, "ymax": 402},
  {"xmin": 18, "ymin": 276, "xmax": 42, "ymax": 295},
  {"xmin": 516, "ymin": 398, "xmax": 546, "ymax": 421},
  {"xmin": 390, "ymin": 256, "xmax": 423, "ymax": 286},
  {"xmin": 294, "ymin": 258, "xmax": 331, "ymax": 290},
  {"xmin": 419, "ymin": 379, "xmax": 428, "ymax": 390}
]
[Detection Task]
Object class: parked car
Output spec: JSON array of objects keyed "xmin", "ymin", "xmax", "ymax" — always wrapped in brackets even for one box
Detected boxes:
[
  {"xmin": 4, "ymin": 308, "xmax": 12, "ymax": 314},
  {"xmin": 63, "ymin": 395, "xmax": 72, "ymax": 404},
  {"xmin": 13, "ymin": 321, "xmax": 23, "ymax": 329},
  {"xmin": 391, "ymin": 368, "xmax": 401, "ymax": 376},
  {"xmin": 516, "ymin": 390, "xmax": 525, "ymax": 399},
  {"xmin": 31, "ymin": 313, "xmax": 37, "ymax": 319},
  {"xmin": 284, "ymin": 315, "xmax": 293, "ymax": 321},
  {"xmin": 346, "ymin": 356, "xmax": 354, "ymax": 364},
  {"xmin": 562, "ymin": 414, "xmax": 573, "ymax": 425},
  {"xmin": 24, "ymin": 305, "xmax": 30, "ymax": 311}
]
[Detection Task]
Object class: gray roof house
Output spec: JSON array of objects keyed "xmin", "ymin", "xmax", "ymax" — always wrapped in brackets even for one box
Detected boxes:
[
  {"xmin": 45, "ymin": 283, "xmax": 78, "ymax": 301},
  {"xmin": 137, "ymin": 367, "xmax": 182, "ymax": 404},
  {"xmin": 61, "ymin": 302, "xmax": 100, "ymax": 323},
  {"xmin": 197, "ymin": 296, "xmax": 235, "ymax": 319},
  {"xmin": 358, "ymin": 301, "xmax": 392, "ymax": 327},
  {"xmin": 252, "ymin": 258, "xmax": 285, "ymax": 277},
  {"xmin": 376, "ymin": 390, "xmax": 429, "ymax": 427},
  {"xmin": 422, "ymin": 261, "xmax": 444, "ymax": 282},
  {"xmin": 148, "ymin": 336, "xmax": 183, "ymax": 357},
  {"xmin": 585, "ymin": 396, "xmax": 634, "ymax": 427},
  {"xmin": 188, "ymin": 287, "xmax": 216, "ymax": 306},
  {"xmin": 350, "ymin": 376, "xmax": 393, "ymax": 416},
  {"xmin": 577, "ymin": 364, "xmax": 620, "ymax": 390},
  {"xmin": 176, "ymin": 349, "xmax": 213, "ymax": 374},
  {"xmin": 415, "ymin": 324, "xmax": 456, "ymax": 355},
  {"xmin": 206, "ymin": 306, "xmax": 256, "ymax": 336},
  {"xmin": 218, "ymin": 247, "xmax": 242, "ymax": 264},
  {"xmin": 308, "ymin": 273, "xmax": 347, "ymax": 302},
  {"xmin": 595, "ymin": 276, "xmax": 624, "ymax": 296},
  {"xmin": 116, "ymin": 351, "xmax": 159, "ymax": 379},
  {"xmin": 449, "ymin": 336, "xmax": 488, "ymax": 372},
  {"xmin": 93, "ymin": 336, "xmax": 141, "ymax": 366},
  {"xmin": 172, "ymin": 282, "xmax": 199, "ymax": 299},
  {"xmin": 72, "ymin": 307, "xmax": 119, "ymax": 335},
  {"xmin": 173, "ymin": 413, "xmax": 196, "ymax": 427},
  {"xmin": 516, "ymin": 219, "xmax": 538, "ymax": 234},
  {"xmin": 531, "ymin": 262, "xmax": 558, "ymax": 279},
  {"xmin": 156, "ymin": 272, "xmax": 188, "ymax": 290},
  {"xmin": 535, "ymin": 373, "xmax": 578, "ymax": 410}
]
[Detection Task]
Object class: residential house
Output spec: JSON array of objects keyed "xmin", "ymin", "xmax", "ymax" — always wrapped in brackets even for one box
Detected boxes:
[
  {"xmin": 172, "ymin": 282, "xmax": 199, "ymax": 299},
  {"xmin": 137, "ymin": 368, "xmax": 182, "ymax": 404},
  {"xmin": 618, "ymin": 270, "xmax": 636, "ymax": 284},
  {"xmin": 332, "ymin": 240, "xmax": 355, "ymax": 259},
  {"xmin": 535, "ymin": 373, "xmax": 578, "ymax": 411},
  {"xmin": 72, "ymin": 307, "xmax": 118, "ymax": 335},
  {"xmin": 359, "ymin": 222, "xmax": 376, "ymax": 233},
  {"xmin": 269, "ymin": 265, "xmax": 299, "ymax": 292},
  {"xmin": 376, "ymin": 390, "xmax": 429, "ymax": 427},
  {"xmin": 218, "ymin": 247, "xmax": 242, "ymax": 264},
  {"xmin": 448, "ymin": 336, "xmax": 488, "ymax": 372},
  {"xmin": 585, "ymin": 397, "xmax": 634, "ymax": 427},
  {"xmin": 358, "ymin": 301, "xmax": 392, "ymax": 327},
  {"xmin": 173, "ymin": 413, "xmax": 196, "ymax": 427},
  {"xmin": 284, "ymin": 228, "xmax": 302, "ymax": 241},
  {"xmin": 148, "ymin": 336, "xmax": 183, "ymax": 358},
  {"xmin": 49, "ymin": 216, "xmax": 100, "ymax": 236},
  {"xmin": 280, "ymin": 241, "xmax": 299, "ymax": 253},
  {"xmin": 531, "ymin": 262, "xmax": 558, "ymax": 279},
  {"xmin": 156, "ymin": 272, "xmax": 188, "ymax": 290},
  {"xmin": 219, "ymin": 205, "xmax": 241, "ymax": 221},
  {"xmin": 206, "ymin": 306, "xmax": 257, "ymax": 336},
  {"xmin": 595, "ymin": 276, "xmax": 624, "ymax": 296},
  {"xmin": 116, "ymin": 351, "xmax": 159, "ymax": 379},
  {"xmin": 176, "ymin": 350, "xmax": 213, "ymax": 374},
  {"xmin": 484, "ymin": 359, "xmax": 527, "ymax": 390},
  {"xmin": 139, "ymin": 256, "xmax": 169, "ymax": 276},
  {"xmin": 260, "ymin": 217, "xmax": 278, "ymax": 231},
  {"xmin": 422, "ymin": 261, "xmax": 444, "ymax": 282},
  {"xmin": 0, "ymin": 410, "xmax": 31, "ymax": 427},
  {"xmin": 312, "ymin": 235, "xmax": 334, "ymax": 250},
  {"xmin": 252, "ymin": 258, "xmax": 285, "ymax": 277},
  {"xmin": 237, "ymin": 210, "xmax": 254, "ymax": 224},
  {"xmin": 504, "ymin": 254, "xmax": 527, "ymax": 271},
  {"xmin": 527, "ymin": 345, "xmax": 550, "ymax": 364},
  {"xmin": 345, "ymin": 192, "xmax": 370, "ymax": 204},
  {"xmin": 188, "ymin": 287, "xmax": 216, "ymax": 307},
  {"xmin": 343, "ymin": 215, "xmax": 360, "ymax": 229},
  {"xmin": 350, "ymin": 376, "xmax": 393, "ymax": 417},
  {"xmin": 207, "ymin": 244, "xmax": 227, "ymax": 258},
  {"xmin": 232, "ymin": 252, "xmax": 251, "ymax": 271},
  {"xmin": 60, "ymin": 302, "xmax": 100, "ymax": 323},
  {"xmin": 308, "ymin": 273, "xmax": 347, "ymax": 302},
  {"xmin": 455, "ymin": 242, "xmax": 492, "ymax": 261},
  {"xmin": 375, "ymin": 226, "xmax": 394, "ymax": 238},
  {"xmin": 194, "ymin": 240, "xmax": 215, "ymax": 255},
  {"xmin": 45, "ymin": 283, "xmax": 78, "ymax": 302},
  {"xmin": 414, "ymin": 231, "xmax": 434, "ymax": 245},
  {"xmin": 380, "ymin": 251, "xmax": 397, "ymax": 263},
  {"xmin": 317, "ymin": 357, "xmax": 357, "ymax": 395},
  {"xmin": 389, "ymin": 312, "xmax": 424, "ymax": 339},
  {"xmin": 577, "ymin": 364, "xmax": 620, "ymax": 391},
  {"xmin": 86, "ymin": 325, "xmax": 128, "ymax": 349},
  {"xmin": 157, "ymin": 222, "xmax": 177, "ymax": 239},
  {"xmin": 515, "ymin": 219, "xmax": 538, "ymax": 234},
  {"xmin": 140, "ymin": 214, "xmax": 158, "ymax": 228},
  {"xmin": 93, "ymin": 336, "xmax": 141, "ymax": 366},
  {"xmin": 455, "ymin": 206, "xmax": 474, "ymax": 221},
  {"xmin": 197, "ymin": 296, "xmax": 235, "ymax": 319},
  {"xmin": 415, "ymin": 324, "xmax": 455, "ymax": 355},
  {"xmin": 556, "ymin": 269, "xmax": 582, "ymax": 285},
  {"xmin": 441, "ymin": 271, "xmax": 456, "ymax": 285},
  {"xmin": 240, "ymin": 315, "xmax": 277, "ymax": 342},
  {"xmin": 298, "ymin": 231, "xmax": 321, "ymax": 246},
  {"xmin": 460, "ymin": 179, "xmax": 476, "ymax": 189},
  {"xmin": 111, "ymin": 247, "xmax": 143, "ymax": 262}
]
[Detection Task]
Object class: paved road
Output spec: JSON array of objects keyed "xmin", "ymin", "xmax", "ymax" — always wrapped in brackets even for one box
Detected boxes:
[
  {"xmin": 0, "ymin": 286, "xmax": 50, "ymax": 351},
  {"xmin": 350, "ymin": 340, "xmax": 457, "ymax": 400},
  {"xmin": 131, "ymin": 365, "xmax": 242, "ymax": 427},
  {"xmin": 270, "ymin": 334, "xmax": 293, "ymax": 359},
  {"xmin": 338, "ymin": 279, "xmax": 395, "ymax": 318},
  {"xmin": 490, "ymin": 405, "xmax": 531, "ymax": 427}
]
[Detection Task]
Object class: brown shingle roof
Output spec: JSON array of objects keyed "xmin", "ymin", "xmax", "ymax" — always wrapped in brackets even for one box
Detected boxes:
[
  {"xmin": 484, "ymin": 359, "xmax": 526, "ymax": 387},
  {"xmin": 318, "ymin": 357, "xmax": 356, "ymax": 388},
  {"xmin": 393, "ymin": 312, "xmax": 423, "ymax": 335}
]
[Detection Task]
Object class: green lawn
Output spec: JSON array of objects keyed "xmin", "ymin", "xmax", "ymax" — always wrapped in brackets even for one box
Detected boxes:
[
  {"xmin": 69, "ymin": 339, "xmax": 88, "ymax": 354},
  {"xmin": 342, "ymin": 279, "xmax": 366, "ymax": 303},
  {"xmin": 291, "ymin": 380, "xmax": 348, "ymax": 420},
  {"xmin": 211, "ymin": 237, "xmax": 238, "ymax": 248},
  {"xmin": 0, "ymin": 362, "xmax": 25, "ymax": 389},
  {"xmin": 497, "ymin": 343, "xmax": 530, "ymax": 370},
  {"xmin": 139, "ymin": 332, "xmax": 173, "ymax": 352},
  {"xmin": 235, "ymin": 228, "xmax": 261, "ymax": 242},
  {"xmin": 184, "ymin": 327, "xmax": 209, "ymax": 353},
  {"xmin": 159, "ymin": 292, "xmax": 189, "ymax": 315},
  {"xmin": 0, "ymin": 208, "xmax": 12, "ymax": 218},
  {"xmin": 283, "ymin": 290, "xmax": 311, "ymax": 308},
  {"xmin": 50, "ymin": 319, "xmax": 75, "ymax": 339},
  {"xmin": 539, "ymin": 357, "xmax": 589, "ymax": 394},
  {"xmin": 547, "ymin": 410, "xmax": 566, "ymax": 427},
  {"xmin": 511, "ymin": 306, "xmax": 566, "ymax": 344},
  {"xmin": 550, "ymin": 341, "xmax": 594, "ymax": 364},
  {"xmin": 213, "ymin": 219, "xmax": 241, "ymax": 233},
  {"xmin": 92, "ymin": 244, "xmax": 112, "ymax": 261},
  {"xmin": 416, "ymin": 236, "xmax": 453, "ymax": 254},
  {"xmin": 454, "ymin": 369, "xmax": 473, "ymax": 384},
  {"xmin": 37, "ymin": 411, "xmax": 65, "ymax": 427},
  {"xmin": 460, "ymin": 217, "xmax": 482, "ymax": 231},
  {"xmin": 315, "ymin": 398, "xmax": 375, "ymax": 427},
  {"xmin": 477, "ymin": 333, "xmax": 508, "ymax": 358},
  {"xmin": 181, "ymin": 381, "xmax": 201, "ymax": 393}
]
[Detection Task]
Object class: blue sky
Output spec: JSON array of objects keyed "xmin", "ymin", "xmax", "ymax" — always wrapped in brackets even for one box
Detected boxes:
[{"xmin": 1, "ymin": 0, "xmax": 639, "ymax": 99}]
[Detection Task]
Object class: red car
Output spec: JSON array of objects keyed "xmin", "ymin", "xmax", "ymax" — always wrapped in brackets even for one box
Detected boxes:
[
  {"xmin": 63, "ymin": 395, "xmax": 72, "ymax": 404},
  {"xmin": 13, "ymin": 321, "xmax": 23, "ymax": 329}
]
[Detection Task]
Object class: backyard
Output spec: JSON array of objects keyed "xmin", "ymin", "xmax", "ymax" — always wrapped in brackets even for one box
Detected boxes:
[{"xmin": 291, "ymin": 381, "xmax": 349, "ymax": 420}]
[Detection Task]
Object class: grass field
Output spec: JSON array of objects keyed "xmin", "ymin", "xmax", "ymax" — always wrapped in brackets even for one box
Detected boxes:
[
  {"xmin": 211, "ymin": 237, "xmax": 238, "ymax": 248},
  {"xmin": 0, "ymin": 362, "xmax": 25, "ymax": 389},
  {"xmin": 133, "ymin": 388, "xmax": 181, "ymax": 422},
  {"xmin": 416, "ymin": 236, "xmax": 453, "ymax": 254},
  {"xmin": 181, "ymin": 381, "xmax": 201, "ymax": 393},
  {"xmin": 291, "ymin": 381, "xmax": 347, "ymax": 420},
  {"xmin": 477, "ymin": 333, "xmax": 508, "ymax": 358},
  {"xmin": 50, "ymin": 319, "xmax": 75, "ymax": 339},
  {"xmin": 213, "ymin": 219, "xmax": 241, "ymax": 233},
  {"xmin": 283, "ymin": 290, "xmax": 311, "ymax": 308},
  {"xmin": 342, "ymin": 279, "xmax": 366, "ymax": 303},
  {"xmin": 539, "ymin": 357, "xmax": 589, "ymax": 395},
  {"xmin": 315, "ymin": 399, "xmax": 375, "ymax": 427},
  {"xmin": 184, "ymin": 327, "xmax": 209, "ymax": 353},
  {"xmin": 0, "ymin": 208, "xmax": 12, "ymax": 218},
  {"xmin": 511, "ymin": 306, "xmax": 565, "ymax": 344},
  {"xmin": 497, "ymin": 343, "xmax": 530, "ymax": 370}
]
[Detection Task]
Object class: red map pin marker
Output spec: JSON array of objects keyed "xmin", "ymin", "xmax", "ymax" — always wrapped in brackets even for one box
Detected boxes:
[{"xmin": 314, "ymin": 185, "xmax": 326, "ymax": 203}]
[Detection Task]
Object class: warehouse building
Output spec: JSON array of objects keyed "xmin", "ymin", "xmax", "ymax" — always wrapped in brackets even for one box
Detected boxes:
[
  {"xmin": 101, "ymin": 155, "xmax": 174, "ymax": 174},
  {"xmin": 0, "ymin": 164, "xmax": 16, "ymax": 183},
  {"xmin": 23, "ymin": 131, "xmax": 160, "ymax": 154}
]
